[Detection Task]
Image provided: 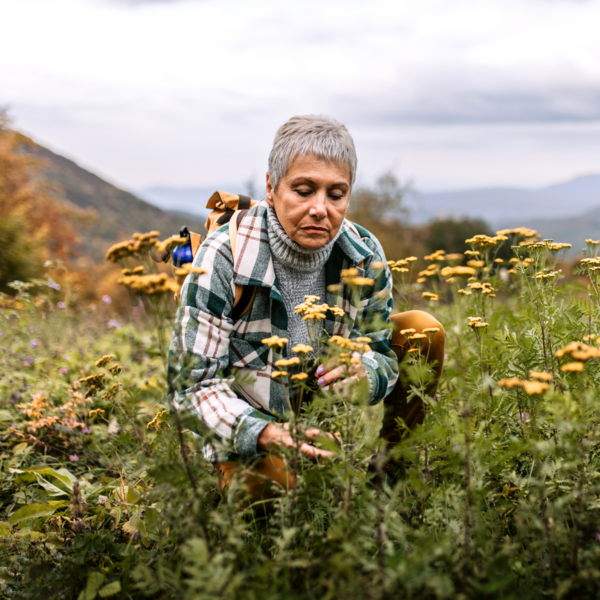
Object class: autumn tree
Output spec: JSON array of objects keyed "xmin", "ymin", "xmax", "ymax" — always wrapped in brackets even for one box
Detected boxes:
[{"xmin": 0, "ymin": 111, "xmax": 82, "ymax": 291}]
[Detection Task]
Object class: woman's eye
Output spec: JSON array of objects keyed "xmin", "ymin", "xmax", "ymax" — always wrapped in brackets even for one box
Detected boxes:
[
  {"xmin": 329, "ymin": 194, "xmax": 343, "ymax": 201},
  {"xmin": 295, "ymin": 189, "xmax": 312, "ymax": 197}
]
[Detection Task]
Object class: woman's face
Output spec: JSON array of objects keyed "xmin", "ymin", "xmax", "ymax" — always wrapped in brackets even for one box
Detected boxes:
[{"xmin": 266, "ymin": 155, "xmax": 351, "ymax": 250}]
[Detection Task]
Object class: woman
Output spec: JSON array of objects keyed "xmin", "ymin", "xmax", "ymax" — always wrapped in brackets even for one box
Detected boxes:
[{"xmin": 168, "ymin": 115, "xmax": 445, "ymax": 496}]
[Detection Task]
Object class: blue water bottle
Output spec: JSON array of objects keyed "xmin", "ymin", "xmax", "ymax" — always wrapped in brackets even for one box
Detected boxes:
[{"xmin": 172, "ymin": 226, "xmax": 194, "ymax": 267}]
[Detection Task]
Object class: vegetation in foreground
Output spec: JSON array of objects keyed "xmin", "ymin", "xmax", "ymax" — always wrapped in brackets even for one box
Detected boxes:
[{"xmin": 2, "ymin": 227, "xmax": 600, "ymax": 599}]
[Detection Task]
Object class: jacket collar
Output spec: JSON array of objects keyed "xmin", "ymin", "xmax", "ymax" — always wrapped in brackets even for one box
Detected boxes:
[{"xmin": 232, "ymin": 200, "xmax": 373, "ymax": 289}]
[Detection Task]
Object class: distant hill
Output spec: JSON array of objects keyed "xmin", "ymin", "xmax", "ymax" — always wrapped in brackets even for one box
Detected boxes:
[
  {"xmin": 140, "ymin": 185, "xmax": 249, "ymax": 220},
  {"xmin": 32, "ymin": 145, "xmax": 206, "ymax": 263},
  {"xmin": 411, "ymin": 174, "xmax": 600, "ymax": 225}
]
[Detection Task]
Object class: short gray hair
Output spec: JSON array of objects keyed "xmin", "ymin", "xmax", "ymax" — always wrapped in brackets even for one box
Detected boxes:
[{"xmin": 268, "ymin": 115, "xmax": 357, "ymax": 191}]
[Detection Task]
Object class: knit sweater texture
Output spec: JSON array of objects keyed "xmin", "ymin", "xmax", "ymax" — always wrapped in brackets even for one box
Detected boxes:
[{"xmin": 266, "ymin": 206, "xmax": 342, "ymax": 354}]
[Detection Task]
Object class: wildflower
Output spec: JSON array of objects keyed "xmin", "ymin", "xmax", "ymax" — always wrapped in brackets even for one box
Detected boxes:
[
  {"xmin": 89, "ymin": 408, "xmax": 105, "ymax": 418},
  {"xmin": 522, "ymin": 381, "xmax": 549, "ymax": 395},
  {"xmin": 422, "ymin": 292, "xmax": 439, "ymax": 301},
  {"xmin": 585, "ymin": 239, "xmax": 600, "ymax": 245},
  {"xmin": 262, "ymin": 335, "xmax": 289, "ymax": 348},
  {"xmin": 147, "ymin": 410, "xmax": 168, "ymax": 431},
  {"xmin": 400, "ymin": 328, "xmax": 416, "ymax": 336},
  {"xmin": 529, "ymin": 370, "xmax": 553, "ymax": 381},
  {"xmin": 175, "ymin": 265, "xmax": 208, "ymax": 277},
  {"xmin": 356, "ymin": 337, "xmax": 372, "ymax": 343},
  {"xmin": 107, "ymin": 320, "xmax": 121, "ymax": 329},
  {"xmin": 507, "ymin": 269, "xmax": 517, "ymax": 274},
  {"xmin": 469, "ymin": 321, "xmax": 489, "ymax": 329},
  {"xmin": 102, "ymin": 295, "xmax": 112, "ymax": 304},
  {"xmin": 467, "ymin": 260, "xmax": 485, "ymax": 268},
  {"xmin": 561, "ymin": 362, "xmax": 584, "ymax": 372},
  {"xmin": 468, "ymin": 316, "xmax": 481, "ymax": 322},
  {"xmin": 555, "ymin": 341, "xmax": 600, "ymax": 360},
  {"xmin": 496, "ymin": 227, "xmax": 538, "ymax": 238},
  {"xmin": 327, "ymin": 284, "xmax": 342, "ymax": 293},
  {"xmin": 108, "ymin": 364, "xmax": 122, "ymax": 376},
  {"xmin": 351, "ymin": 277, "xmax": 375, "ymax": 286},
  {"xmin": 393, "ymin": 267, "xmax": 409, "ymax": 273},
  {"xmin": 457, "ymin": 289, "xmax": 472, "ymax": 295},
  {"xmin": 292, "ymin": 344, "xmax": 314, "ymax": 354},
  {"xmin": 291, "ymin": 373, "xmax": 308, "ymax": 381},
  {"xmin": 95, "ymin": 355, "xmax": 115, "ymax": 368},
  {"xmin": 408, "ymin": 333, "xmax": 427, "ymax": 340},
  {"xmin": 371, "ymin": 261, "xmax": 385, "ymax": 269},
  {"xmin": 57, "ymin": 301, "xmax": 65, "ymax": 309},
  {"xmin": 423, "ymin": 327, "xmax": 440, "ymax": 334},
  {"xmin": 30, "ymin": 340, "xmax": 38, "ymax": 348},
  {"xmin": 59, "ymin": 368, "xmax": 68, "ymax": 375},
  {"xmin": 440, "ymin": 266, "xmax": 476, "ymax": 278},
  {"xmin": 340, "ymin": 268, "xmax": 359, "ymax": 281},
  {"xmin": 583, "ymin": 333, "xmax": 597, "ymax": 341},
  {"xmin": 155, "ymin": 235, "xmax": 188, "ymax": 254},
  {"xmin": 416, "ymin": 277, "xmax": 427, "ymax": 283},
  {"xmin": 48, "ymin": 280, "xmax": 61, "ymax": 291},
  {"xmin": 275, "ymin": 357, "xmax": 300, "ymax": 367},
  {"xmin": 424, "ymin": 250, "xmax": 446, "ymax": 261},
  {"xmin": 330, "ymin": 305, "xmax": 345, "ymax": 317},
  {"xmin": 494, "ymin": 258, "xmax": 504, "ymax": 263},
  {"xmin": 445, "ymin": 253, "xmax": 464, "ymax": 261},
  {"xmin": 498, "ymin": 378, "xmax": 523, "ymax": 389},
  {"xmin": 464, "ymin": 250, "xmax": 481, "ymax": 256},
  {"xmin": 406, "ymin": 256, "xmax": 418, "ymax": 262},
  {"xmin": 69, "ymin": 454, "xmax": 79, "ymax": 462},
  {"xmin": 271, "ymin": 371, "xmax": 289, "ymax": 378}
]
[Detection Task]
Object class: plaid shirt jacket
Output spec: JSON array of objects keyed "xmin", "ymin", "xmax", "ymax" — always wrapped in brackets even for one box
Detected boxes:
[{"xmin": 167, "ymin": 200, "xmax": 398, "ymax": 460}]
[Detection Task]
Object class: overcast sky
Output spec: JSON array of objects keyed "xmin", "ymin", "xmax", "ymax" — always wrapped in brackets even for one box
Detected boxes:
[{"xmin": 1, "ymin": 0, "xmax": 599, "ymax": 193}]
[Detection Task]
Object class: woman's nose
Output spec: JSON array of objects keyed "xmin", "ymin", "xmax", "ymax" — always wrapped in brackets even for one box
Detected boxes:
[{"xmin": 308, "ymin": 193, "xmax": 327, "ymax": 219}]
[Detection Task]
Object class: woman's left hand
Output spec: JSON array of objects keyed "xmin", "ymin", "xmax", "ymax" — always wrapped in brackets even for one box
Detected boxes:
[{"xmin": 315, "ymin": 353, "xmax": 367, "ymax": 392}]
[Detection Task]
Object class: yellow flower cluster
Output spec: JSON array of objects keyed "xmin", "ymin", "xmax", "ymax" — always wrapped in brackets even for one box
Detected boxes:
[
  {"xmin": 105, "ymin": 231, "xmax": 161, "ymax": 262},
  {"xmin": 275, "ymin": 357, "xmax": 300, "ymax": 367},
  {"xmin": 329, "ymin": 335, "xmax": 371, "ymax": 353},
  {"xmin": 465, "ymin": 234, "xmax": 508, "ymax": 248},
  {"xmin": 155, "ymin": 235, "xmax": 188, "ymax": 255},
  {"xmin": 79, "ymin": 373, "xmax": 106, "ymax": 397},
  {"xmin": 292, "ymin": 344, "xmax": 313, "ymax": 354},
  {"xmin": 424, "ymin": 250, "xmax": 446, "ymax": 261},
  {"xmin": 291, "ymin": 373, "xmax": 308, "ymax": 381},
  {"xmin": 585, "ymin": 239, "xmax": 600, "ymax": 246},
  {"xmin": 529, "ymin": 370, "xmax": 553, "ymax": 382},
  {"xmin": 445, "ymin": 253, "xmax": 464, "ymax": 262},
  {"xmin": 495, "ymin": 227, "xmax": 539, "ymax": 238},
  {"xmin": 95, "ymin": 354, "xmax": 115, "ymax": 368},
  {"xmin": 271, "ymin": 371, "xmax": 289, "ymax": 379},
  {"xmin": 534, "ymin": 269, "xmax": 562, "ymax": 280},
  {"xmin": 561, "ymin": 362, "xmax": 584, "ymax": 373},
  {"xmin": 122, "ymin": 266, "xmax": 145, "ymax": 276},
  {"xmin": 548, "ymin": 243, "xmax": 572, "ymax": 252},
  {"xmin": 340, "ymin": 268, "xmax": 374, "ymax": 286},
  {"xmin": 466, "ymin": 260, "xmax": 485, "ymax": 268},
  {"xmin": 440, "ymin": 266, "xmax": 476, "ymax": 278},
  {"xmin": 118, "ymin": 273, "xmax": 179, "ymax": 296},
  {"xmin": 498, "ymin": 378, "xmax": 549, "ymax": 395},
  {"xmin": 89, "ymin": 408, "xmax": 105, "ymax": 418},
  {"xmin": 555, "ymin": 341, "xmax": 600, "ymax": 361},
  {"xmin": 422, "ymin": 292, "xmax": 439, "ymax": 301},
  {"xmin": 468, "ymin": 316, "xmax": 489, "ymax": 329},
  {"xmin": 147, "ymin": 410, "xmax": 168, "ymax": 431},
  {"xmin": 174, "ymin": 264, "xmax": 207, "ymax": 277},
  {"xmin": 262, "ymin": 335, "xmax": 288, "ymax": 348},
  {"xmin": 294, "ymin": 295, "xmax": 345, "ymax": 321}
]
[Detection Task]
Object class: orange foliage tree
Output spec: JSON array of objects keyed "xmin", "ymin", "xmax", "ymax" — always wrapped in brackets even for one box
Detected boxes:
[{"xmin": 0, "ymin": 111, "xmax": 83, "ymax": 291}]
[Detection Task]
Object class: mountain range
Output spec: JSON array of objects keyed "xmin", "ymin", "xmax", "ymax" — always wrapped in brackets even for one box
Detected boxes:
[
  {"xmin": 34, "ymin": 145, "xmax": 206, "ymax": 263},
  {"xmin": 139, "ymin": 175, "xmax": 600, "ymax": 251}
]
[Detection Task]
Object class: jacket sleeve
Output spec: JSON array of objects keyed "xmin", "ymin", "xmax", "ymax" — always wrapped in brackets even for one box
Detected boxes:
[
  {"xmin": 167, "ymin": 229, "xmax": 274, "ymax": 456},
  {"xmin": 352, "ymin": 235, "xmax": 399, "ymax": 404}
]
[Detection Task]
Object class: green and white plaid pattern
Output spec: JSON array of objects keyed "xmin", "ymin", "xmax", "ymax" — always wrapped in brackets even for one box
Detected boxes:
[{"xmin": 167, "ymin": 200, "xmax": 398, "ymax": 460}]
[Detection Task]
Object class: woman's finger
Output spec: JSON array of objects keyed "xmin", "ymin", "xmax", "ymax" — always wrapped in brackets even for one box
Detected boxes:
[{"xmin": 317, "ymin": 364, "xmax": 347, "ymax": 387}]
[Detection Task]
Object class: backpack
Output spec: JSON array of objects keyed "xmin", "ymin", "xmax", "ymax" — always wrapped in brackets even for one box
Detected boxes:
[
  {"xmin": 157, "ymin": 191, "xmax": 258, "ymax": 319},
  {"xmin": 159, "ymin": 190, "xmax": 363, "ymax": 319}
]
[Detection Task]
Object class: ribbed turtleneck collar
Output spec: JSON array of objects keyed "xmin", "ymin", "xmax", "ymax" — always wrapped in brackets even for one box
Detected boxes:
[{"xmin": 266, "ymin": 205, "xmax": 342, "ymax": 274}]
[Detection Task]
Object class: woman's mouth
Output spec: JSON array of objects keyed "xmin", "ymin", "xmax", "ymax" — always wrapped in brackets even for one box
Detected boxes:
[{"xmin": 302, "ymin": 226, "xmax": 328, "ymax": 234}]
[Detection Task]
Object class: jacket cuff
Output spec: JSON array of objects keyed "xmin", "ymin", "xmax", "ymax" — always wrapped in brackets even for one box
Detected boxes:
[
  {"xmin": 362, "ymin": 358, "xmax": 380, "ymax": 401},
  {"xmin": 232, "ymin": 409, "xmax": 274, "ymax": 456}
]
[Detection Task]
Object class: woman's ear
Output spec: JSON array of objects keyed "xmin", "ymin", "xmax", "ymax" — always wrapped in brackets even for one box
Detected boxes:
[{"xmin": 266, "ymin": 173, "xmax": 275, "ymax": 207}]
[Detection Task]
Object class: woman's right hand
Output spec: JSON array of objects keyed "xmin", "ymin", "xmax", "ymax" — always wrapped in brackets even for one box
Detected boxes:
[{"xmin": 257, "ymin": 423, "xmax": 338, "ymax": 461}]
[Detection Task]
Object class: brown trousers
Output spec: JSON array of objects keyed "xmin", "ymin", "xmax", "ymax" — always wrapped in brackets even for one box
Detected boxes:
[{"xmin": 218, "ymin": 310, "xmax": 446, "ymax": 501}]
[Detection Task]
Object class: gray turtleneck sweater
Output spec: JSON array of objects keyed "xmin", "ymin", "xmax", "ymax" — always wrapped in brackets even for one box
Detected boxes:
[{"xmin": 266, "ymin": 206, "xmax": 342, "ymax": 354}]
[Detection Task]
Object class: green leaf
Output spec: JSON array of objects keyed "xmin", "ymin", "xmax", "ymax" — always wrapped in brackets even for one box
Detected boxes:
[
  {"xmin": 0, "ymin": 521, "xmax": 13, "ymax": 537},
  {"xmin": 0, "ymin": 409, "xmax": 13, "ymax": 422},
  {"xmin": 24, "ymin": 466, "xmax": 76, "ymax": 491},
  {"xmin": 33, "ymin": 472, "xmax": 69, "ymax": 497},
  {"xmin": 8, "ymin": 501, "xmax": 68, "ymax": 525},
  {"xmin": 98, "ymin": 581, "xmax": 121, "ymax": 598},
  {"xmin": 144, "ymin": 507, "xmax": 161, "ymax": 536},
  {"xmin": 122, "ymin": 508, "xmax": 147, "ymax": 538},
  {"xmin": 78, "ymin": 571, "xmax": 106, "ymax": 600}
]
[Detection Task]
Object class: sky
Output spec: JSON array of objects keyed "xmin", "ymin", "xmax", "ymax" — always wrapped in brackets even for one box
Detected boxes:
[{"xmin": 1, "ymin": 0, "xmax": 599, "ymax": 194}]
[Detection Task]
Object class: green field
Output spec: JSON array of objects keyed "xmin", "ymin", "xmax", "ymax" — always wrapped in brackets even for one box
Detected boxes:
[{"xmin": 2, "ymin": 232, "xmax": 600, "ymax": 600}]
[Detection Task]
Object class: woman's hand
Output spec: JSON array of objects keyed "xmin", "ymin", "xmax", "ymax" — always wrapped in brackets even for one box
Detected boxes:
[
  {"xmin": 257, "ymin": 423, "xmax": 338, "ymax": 460},
  {"xmin": 315, "ymin": 353, "xmax": 367, "ymax": 392}
]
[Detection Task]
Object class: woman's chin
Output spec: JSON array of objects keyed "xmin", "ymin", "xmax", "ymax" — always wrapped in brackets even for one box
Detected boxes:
[{"xmin": 294, "ymin": 232, "xmax": 330, "ymax": 250}]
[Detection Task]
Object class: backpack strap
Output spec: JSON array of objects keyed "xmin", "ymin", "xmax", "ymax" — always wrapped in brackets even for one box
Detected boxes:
[{"xmin": 229, "ymin": 207, "xmax": 256, "ymax": 320}]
